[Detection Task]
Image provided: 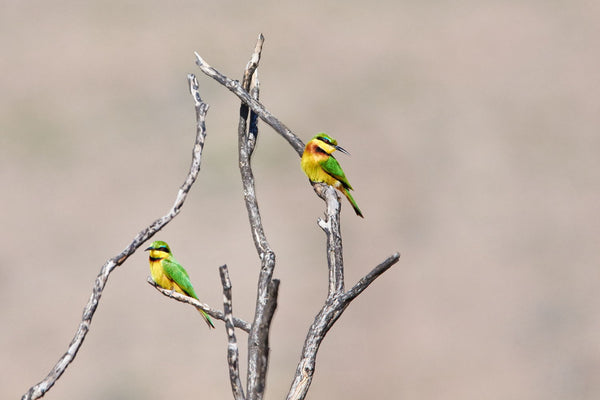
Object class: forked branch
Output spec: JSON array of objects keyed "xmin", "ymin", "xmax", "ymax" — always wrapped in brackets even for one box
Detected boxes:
[
  {"xmin": 195, "ymin": 51, "xmax": 305, "ymax": 156},
  {"xmin": 286, "ymin": 186, "xmax": 401, "ymax": 400},
  {"xmin": 193, "ymin": 41, "xmax": 401, "ymax": 400},
  {"xmin": 23, "ymin": 37, "xmax": 400, "ymax": 400},
  {"xmin": 21, "ymin": 75, "xmax": 211, "ymax": 400}
]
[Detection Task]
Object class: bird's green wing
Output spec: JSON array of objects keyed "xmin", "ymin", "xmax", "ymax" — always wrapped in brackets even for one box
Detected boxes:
[
  {"xmin": 321, "ymin": 156, "xmax": 353, "ymax": 190},
  {"xmin": 162, "ymin": 257, "xmax": 198, "ymax": 299}
]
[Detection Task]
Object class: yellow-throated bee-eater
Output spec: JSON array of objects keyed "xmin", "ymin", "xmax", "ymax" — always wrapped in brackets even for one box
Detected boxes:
[
  {"xmin": 301, "ymin": 133, "xmax": 363, "ymax": 218},
  {"xmin": 145, "ymin": 240, "xmax": 215, "ymax": 329}
]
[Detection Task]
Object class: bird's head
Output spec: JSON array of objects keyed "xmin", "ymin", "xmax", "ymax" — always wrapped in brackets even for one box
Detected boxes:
[
  {"xmin": 312, "ymin": 133, "xmax": 349, "ymax": 155},
  {"xmin": 144, "ymin": 240, "xmax": 172, "ymax": 259}
]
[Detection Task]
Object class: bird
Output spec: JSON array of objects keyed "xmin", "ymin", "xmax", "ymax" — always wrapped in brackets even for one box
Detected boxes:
[
  {"xmin": 301, "ymin": 133, "xmax": 363, "ymax": 218},
  {"xmin": 145, "ymin": 240, "xmax": 215, "ymax": 329}
]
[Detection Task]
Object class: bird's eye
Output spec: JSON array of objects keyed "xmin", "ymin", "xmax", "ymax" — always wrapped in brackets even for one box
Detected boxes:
[{"xmin": 158, "ymin": 246, "xmax": 169, "ymax": 252}]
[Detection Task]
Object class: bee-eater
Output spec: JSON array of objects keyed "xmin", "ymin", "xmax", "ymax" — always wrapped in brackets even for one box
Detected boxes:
[
  {"xmin": 145, "ymin": 240, "xmax": 215, "ymax": 329},
  {"xmin": 301, "ymin": 133, "xmax": 363, "ymax": 218}
]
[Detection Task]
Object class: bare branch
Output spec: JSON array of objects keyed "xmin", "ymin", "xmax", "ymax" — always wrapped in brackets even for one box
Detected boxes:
[
  {"xmin": 238, "ymin": 36, "xmax": 270, "ymax": 256},
  {"xmin": 22, "ymin": 74, "xmax": 210, "ymax": 400},
  {"xmin": 247, "ymin": 76, "xmax": 260, "ymax": 156},
  {"xmin": 234, "ymin": 34, "xmax": 279, "ymax": 400},
  {"xmin": 220, "ymin": 265, "xmax": 246, "ymax": 400},
  {"xmin": 343, "ymin": 252, "xmax": 401, "ymax": 304},
  {"xmin": 195, "ymin": 51, "xmax": 305, "ymax": 156},
  {"xmin": 286, "ymin": 296, "xmax": 347, "ymax": 400},
  {"xmin": 314, "ymin": 184, "xmax": 345, "ymax": 296},
  {"xmin": 262, "ymin": 279, "xmax": 280, "ymax": 338},
  {"xmin": 242, "ymin": 33, "xmax": 263, "ymax": 156},
  {"xmin": 287, "ymin": 184, "xmax": 401, "ymax": 400},
  {"xmin": 147, "ymin": 278, "xmax": 251, "ymax": 333},
  {"xmin": 287, "ymin": 251, "xmax": 401, "ymax": 400}
]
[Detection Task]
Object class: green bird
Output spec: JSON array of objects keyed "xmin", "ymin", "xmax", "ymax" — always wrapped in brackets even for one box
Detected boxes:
[
  {"xmin": 145, "ymin": 240, "xmax": 215, "ymax": 329},
  {"xmin": 301, "ymin": 133, "xmax": 363, "ymax": 217}
]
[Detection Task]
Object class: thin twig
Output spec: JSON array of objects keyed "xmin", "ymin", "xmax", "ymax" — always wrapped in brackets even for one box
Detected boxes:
[
  {"xmin": 22, "ymin": 74, "xmax": 210, "ymax": 400},
  {"xmin": 147, "ymin": 278, "xmax": 251, "ymax": 333},
  {"xmin": 220, "ymin": 265, "xmax": 246, "ymax": 400},
  {"xmin": 236, "ymin": 34, "xmax": 279, "ymax": 400},
  {"xmin": 343, "ymin": 252, "xmax": 401, "ymax": 303},
  {"xmin": 195, "ymin": 51, "xmax": 305, "ymax": 157}
]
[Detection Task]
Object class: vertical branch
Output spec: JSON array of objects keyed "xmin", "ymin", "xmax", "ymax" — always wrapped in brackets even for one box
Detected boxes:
[
  {"xmin": 242, "ymin": 33, "xmax": 263, "ymax": 158},
  {"xmin": 247, "ymin": 75, "xmax": 260, "ymax": 156},
  {"xmin": 238, "ymin": 34, "xmax": 269, "ymax": 254},
  {"xmin": 236, "ymin": 34, "xmax": 278, "ymax": 400},
  {"xmin": 22, "ymin": 74, "xmax": 210, "ymax": 400},
  {"xmin": 220, "ymin": 265, "xmax": 246, "ymax": 400},
  {"xmin": 316, "ymin": 184, "xmax": 345, "ymax": 296},
  {"xmin": 286, "ymin": 184, "xmax": 346, "ymax": 400}
]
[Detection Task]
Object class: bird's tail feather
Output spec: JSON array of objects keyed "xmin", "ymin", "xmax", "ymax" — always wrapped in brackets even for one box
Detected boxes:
[
  {"xmin": 198, "ymin": 308, "xmax": 215, "ymax": 329},
  {"xmin": 343, "ymin": 188, "xmax": 364, "ymax": 218}
]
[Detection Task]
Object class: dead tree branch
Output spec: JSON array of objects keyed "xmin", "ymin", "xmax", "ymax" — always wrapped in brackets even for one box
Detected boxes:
[
  {"xmin": 21, "ymin": 74, "xmax": 210, "ymax": 400},
  {"xmin": 286, "ymin": 185, "xmax": 401, "ymax": 400},
  {"xmin": 241, "ymin": 34, "xmax": 263, "ymax": 157},
  {"xmin": 195, "ymin": 51, "xmax": 305, "ymax": 156},
  {"xmin": 24, "ymin": 36, "xmax": 400, "ymax": 400},
  {"xmin": 220, "ymin": 265, "xmax": 246, "ymax": 400},
  {"xmin": 236, "ymin": 34, "xmax": 281, "ymax": 400},
  {"xmin": 315, "ymin": 184, "xmax": 346, "ymax": 296},
  {"xmin": 147, "ymin": 278, "xmax": 251, "ymax": 333},
  {"xmin": 193, "ymin": 38, "xmax": 400, "ymax": 400}
]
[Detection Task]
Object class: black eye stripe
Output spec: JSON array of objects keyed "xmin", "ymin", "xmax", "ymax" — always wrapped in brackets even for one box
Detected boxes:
[
  {"xmin": 157, "ymin": 246, "xmax": 170, "ymax": 252},
  {"xmin": 315, "ymin": 146, "xmax": 329, "ymax": 154}
]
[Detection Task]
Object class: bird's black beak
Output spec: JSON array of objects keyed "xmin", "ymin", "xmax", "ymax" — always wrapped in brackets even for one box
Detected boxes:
[
  {"xmin": 335, "ymin": 145, "xmax": 350, "ymax": 155},
  {"xmin": 144, "ymin": 246, "xmax": 152, "ymax": 251}
]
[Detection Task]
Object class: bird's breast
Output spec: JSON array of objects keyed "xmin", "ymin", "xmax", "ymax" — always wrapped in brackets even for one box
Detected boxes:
[{"xmin": 149, "ymin": 260, "xmax": 170, "ymax": 288}]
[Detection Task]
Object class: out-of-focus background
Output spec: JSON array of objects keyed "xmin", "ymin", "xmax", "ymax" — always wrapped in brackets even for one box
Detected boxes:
[{"xmin": 2, "ymin": 1, "xmax": 599, "ymax": 399}]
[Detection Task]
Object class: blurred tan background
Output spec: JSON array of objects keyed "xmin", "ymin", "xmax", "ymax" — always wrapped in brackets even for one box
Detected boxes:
[{"xmin": 2, "ymin": 1, "xmax": 599, "ymax": 399}]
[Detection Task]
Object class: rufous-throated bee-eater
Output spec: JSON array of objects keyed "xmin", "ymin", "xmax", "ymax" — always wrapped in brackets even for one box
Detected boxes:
[
  {"xmin": 145, "ymin": 240, "xmax": 215, "ymax": 329},
  {"xmin": 301, "ymin": 133, "xmax": 364, "ymax": 218}
]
